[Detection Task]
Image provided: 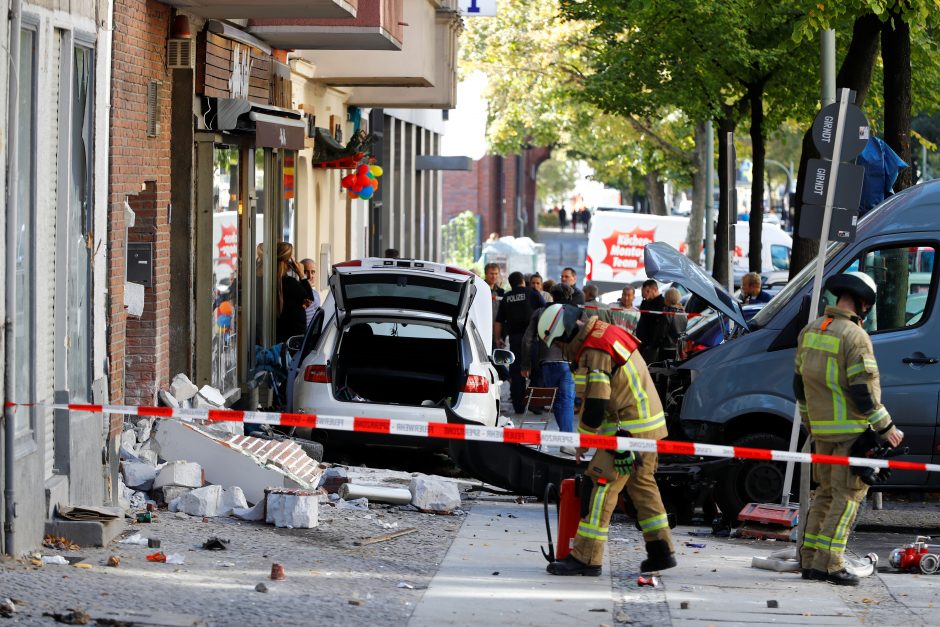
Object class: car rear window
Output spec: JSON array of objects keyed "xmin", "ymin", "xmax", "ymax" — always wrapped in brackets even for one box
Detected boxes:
[{"xmin": 341, "ymin": 274, "xmax": 465, "ymax": 317}]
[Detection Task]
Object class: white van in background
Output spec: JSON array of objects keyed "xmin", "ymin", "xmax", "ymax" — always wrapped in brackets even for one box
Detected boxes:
[{"xmin": 585, "ymin": 212, "xmax": 792, "ymax": 292}]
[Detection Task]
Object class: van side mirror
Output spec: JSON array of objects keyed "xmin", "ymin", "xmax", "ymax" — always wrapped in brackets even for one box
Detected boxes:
[{"xmin": 491, "ymin": 348, "xmax": 515, "ymax": 366}]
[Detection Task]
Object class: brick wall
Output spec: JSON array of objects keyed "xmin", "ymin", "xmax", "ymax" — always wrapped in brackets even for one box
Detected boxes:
[{"xmin": 108, "ymin": 0, "xmax": 172, "ymax": 431}]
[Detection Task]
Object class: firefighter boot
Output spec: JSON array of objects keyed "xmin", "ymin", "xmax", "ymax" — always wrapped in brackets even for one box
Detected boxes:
[
  {"xmin": 801, "ymin": 568, "xmax": 826, "ymax": 581},
  {"xmin": 640, "ymin": 540, "xmax": 677, "ymax": 573},
  {"xmin": 546, "ymin": 554, "xmax": 602, "ymax": 577},
  {"xmin": 825, "ymin": 568, "xmax": 860, "ymax": 586}
]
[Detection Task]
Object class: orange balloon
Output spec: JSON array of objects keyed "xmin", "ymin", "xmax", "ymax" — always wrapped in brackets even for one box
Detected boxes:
[
  {"xmin": 371, "ymin": 176, "xmax": 379, "ymax": 191},
  {"xmin": 218, "ymin": 300, "xmax": 234, "ymax": 316}
]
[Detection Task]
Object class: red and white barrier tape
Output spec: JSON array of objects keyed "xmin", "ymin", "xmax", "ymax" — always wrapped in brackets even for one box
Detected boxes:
[{"xmin": 10, "ymin": 401, "xmax": 936, "ymax": 474}]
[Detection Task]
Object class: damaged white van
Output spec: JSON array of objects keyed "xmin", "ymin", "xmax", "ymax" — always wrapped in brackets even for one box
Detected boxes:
[{"xmin": 290, "ymin": 258, "xmax": 512, "ymax": 448}]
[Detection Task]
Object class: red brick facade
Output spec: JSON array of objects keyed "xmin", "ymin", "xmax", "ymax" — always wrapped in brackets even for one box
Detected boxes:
[{"xmin": 108, "ymin": 0, "xmax": 173, "ymax": 431}]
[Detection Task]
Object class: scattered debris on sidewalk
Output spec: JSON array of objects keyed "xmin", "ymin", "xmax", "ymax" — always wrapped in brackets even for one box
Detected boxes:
[
  {"xmin": 270, "ymin": 563, "xmax": 286, "ymax": 580},
  {"xmin": 169, "ymin": 485, "xmax": 247, "ymax": 517},
  {"xmin": 202, "ymin": 537, "xmax": 230, "ymax": 551},
  {"xmin": 106, "ymin": 555, "xmax": 120, "ymax": 568},
  {"xmin": 255, "ymin": 583, "xmax": 268, "ymax": 593},
  {"xmin": 339, "ymin": 483, "xmax": 411, "ymax": 505},
  {"xmin": 354, "ymin": 527, "xmax": 417, "ymax": 547},
  {"xmin": 43, "ymin": 535, "xmax": 80, "ymax": 551},
  {"xmin": 409, "ymin": 477, "xmax": 460, "ymax": 513},
  {"xmin": 266, "ymin": 488, "xmax": 319, "ymax": 528},
  {"xmin": 43, "ymin": 608, "xmax": 91, "ymax": 625},
  {"xmin": 0, "ymin": 598, "xmax": 16, "ymax": 618}
]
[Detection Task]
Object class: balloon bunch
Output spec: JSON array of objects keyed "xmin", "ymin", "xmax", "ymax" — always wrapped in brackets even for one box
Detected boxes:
[
  {"xmin": 340, "ymin": 163, "xmax": 383, "ymax": 200},
  {"xmin": 215, "ymin": 299, "xmax": 234, "ymax": 333}
]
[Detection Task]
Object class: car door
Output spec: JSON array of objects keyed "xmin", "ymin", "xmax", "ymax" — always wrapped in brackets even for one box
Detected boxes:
[{"xmin": 834, "ymin": 241, "xmax": 940, "ymax": 487}]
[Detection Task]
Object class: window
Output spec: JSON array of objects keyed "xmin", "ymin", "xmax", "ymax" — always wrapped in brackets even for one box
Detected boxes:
[
  {"xmin": 830, "ymin": 245, "xmax": 937, "ymax": 333},
  {"xmin": 211, "ymin": 146, "xmax": 240, "ymax": 392},
  {"xmin": 66, "ymin": 44, "xmax": 94, "ymax": 401},
  {"xmin": 13, "ymin": 26, "xmax": 37, "ymax": 434},
  {"xmin": 771, "ymin": 244, "xmax": 790, "ymax": 271}
]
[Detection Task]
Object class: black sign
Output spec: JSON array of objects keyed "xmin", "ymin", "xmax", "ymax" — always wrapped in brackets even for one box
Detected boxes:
[
  {"xmin": 799, "ymin": 204, "xmax": 859, "ymax": 242},
  {"xmin": 127, "ymin": 243, "xmax": 153, "ymax": 288},
  {"xmin": 811, "ymin": 102, "xmax": 870, "ymax": 161},
  {"xmin": 802, "ymin": 159, "xmax": 865, "ymax": 210}
]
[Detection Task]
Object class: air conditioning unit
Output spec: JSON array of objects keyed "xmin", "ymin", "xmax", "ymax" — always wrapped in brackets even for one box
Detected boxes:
[{"xmin": 167, "ymin": 38, "xmax": 195, "ymax": 70}]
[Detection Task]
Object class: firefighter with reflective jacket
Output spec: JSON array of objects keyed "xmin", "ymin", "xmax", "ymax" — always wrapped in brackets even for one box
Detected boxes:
[
  {"xmin": 794, "ymin": 272, "xmax": 903, "ymax": 586},
  {"xmin": 538, "ymin": 304, "xmax": 677, "ymax": 576}
]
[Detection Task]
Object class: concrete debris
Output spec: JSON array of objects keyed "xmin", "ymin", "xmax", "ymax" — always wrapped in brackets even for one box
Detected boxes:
[
  {"xmin": 106, "ymin": 555, "xmax": 120, "ymax": 568},
  {"xmin": 255, "ymin": 583, "xmax": 269, "ymax": 593},
  {"xmin": 42, "ymin": 608, "xmax": 91, "ymax": 624},
  {"xmin": 117, "ymin": 479, "xmax": 132, "ymax": 511},
  {"xmin": 148, "ymin": 538, "xmax": 161, "ymax": 548},
  {"xmin": 128, "ymin": 492, "xmax": 149, "ymax": 510},
  {"xmin": 155, "ymin": 485, "xmax": 192, "ymax": 506},
  {"xmin": 165, "ymin": 553, "xmax": 186, "ymax": 565},
  {"xmin": 158, "ymin": 389, "xmax": 180, "ymax": 409},
  {"xmin": 122, "ymin": 462, "xmax": 157, "ymax": 491},
  {"xmin": 169, "ymin": 485, "xmax": 247, "ymax": 517},
  {"xmin": 135, "ymin": 418, "xmax": 156, "ymax": 443},
  {"xmin": 170, "ymin": 373, "xmax": 199, "ymax": 402},
  {"xmin": 137, "ymin": 449, "xmax": 159, "ymax": 466},
  {"xmin": 121, "ymin": 430, "xmax": 137, "ymax": 453},
  {"xmin": 339, "ymin": 483, "xmax": 411, "ymax": 505},
  {"xmin": 409, "ymin": 477, "xmax": 461, "ymax": 513},
  {"xmin": 318, "ymin": 466, "xmax": 349, "ymax": 493},
  {"xmin": 335, "ymin": 498, "xmax": 369, "ymax": 511},
  {"xmin": 266, "ymin": 489, "xmax": 319, "ymax": 529},
  {"xmin": 42, "ymin": 555, "xmax": 69, "ymax": 565},
  {"xmin": 153, "ymin": 461, "xmax": 203, "ymax": 489},
  {"xmin": 197, "ymin": 385, "xmax": 226, "ymax": 407},
  {"xmin": 232, "ymin": 501, "xmax": 266, "ymax": 522},
  {"xmin": 0, "ymin": 598, "xmax": 16, "ymax": 617},
  {"xmin": 154, "ymin": 420, "xmax": 322, "ymax": 504}
]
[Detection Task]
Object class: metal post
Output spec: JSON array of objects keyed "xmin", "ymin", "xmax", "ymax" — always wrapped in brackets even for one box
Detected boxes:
[
  {"xmin": 725, "ymin": 132, "xmax": 735, "ymax": 294},
  {"xmin": 821, "ymin": 30, "xmax": 836, "ymax": 107},
  {"xmin": 922, "ymin": 141, "xmax": 929, "ymax": 181},
  {"xmin": 705, "ymin": 121, "xmax": 715, "ymax": 272}
]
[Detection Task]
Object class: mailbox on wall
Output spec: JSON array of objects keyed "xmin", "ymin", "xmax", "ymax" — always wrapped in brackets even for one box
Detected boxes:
[{"xmin": 127, "ymin": 243, "xmax": 153, "ymax": 288}]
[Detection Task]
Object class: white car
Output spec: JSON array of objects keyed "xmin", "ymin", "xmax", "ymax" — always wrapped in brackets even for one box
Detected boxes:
[{"xmin": 290, "ymin": 258, "xmax": 512, "ymax": 448}]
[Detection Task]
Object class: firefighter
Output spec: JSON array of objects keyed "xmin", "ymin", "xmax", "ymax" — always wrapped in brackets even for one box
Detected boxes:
[
  {"xmin": 794, "ymin": 271, "xmax": 903, "ymax": 586},
  {"xmin": 539, "ymin": 304, "xmax": 677, "ymax": 576}
]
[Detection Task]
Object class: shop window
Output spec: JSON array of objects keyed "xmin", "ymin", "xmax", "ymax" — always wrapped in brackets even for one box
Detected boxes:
[
  {"xmin": 212, "ymin": 146, "xmax": 240, "ymax": 392},
  {"xmin": 281, "ymin": 151, "xmax": 296, "ymax": 244},
  {"xmin": 13, "ymin": 26, "xmax": 37, "ymax": 435}
]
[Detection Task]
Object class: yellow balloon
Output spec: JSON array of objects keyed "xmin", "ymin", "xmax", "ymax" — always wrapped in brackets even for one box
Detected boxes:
[{"xmin": 369, "ymin": 165, "xmax": 383, "ymax": 177}]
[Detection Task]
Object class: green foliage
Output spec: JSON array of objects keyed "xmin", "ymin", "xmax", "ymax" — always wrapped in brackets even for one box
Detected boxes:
[
  {"xmin": 441, "ymin": 211, "xmax": 481, "ymax": 272},
  {"xmin": 536, "ymin": 156, "xmax": 578, "ymax": 207},
  {"xmin": 537, "ymin": 210, "xmax": 560, "ymax": 228}
]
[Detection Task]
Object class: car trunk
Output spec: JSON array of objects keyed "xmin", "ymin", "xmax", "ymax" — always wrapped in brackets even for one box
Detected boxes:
[{"xmin": 332, "ymin": 323, "xmax": 466, "ymax": 406}]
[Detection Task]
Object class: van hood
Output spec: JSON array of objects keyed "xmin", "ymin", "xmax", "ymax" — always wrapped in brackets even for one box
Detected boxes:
[{"xmin": 644, "ymin": 242, "xmax": 749, "ymax": 330}]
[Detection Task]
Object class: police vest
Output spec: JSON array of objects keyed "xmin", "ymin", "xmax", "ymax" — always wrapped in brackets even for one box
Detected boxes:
[
  {"xmin": 576, "ymin": 320, "xmax": 640, "ymax": 366},
  {"xmin": 502, "ymin": 290, "xmax": 533, "ymax": 333}
]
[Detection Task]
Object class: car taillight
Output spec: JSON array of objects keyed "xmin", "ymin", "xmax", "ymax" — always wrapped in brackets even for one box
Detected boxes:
[
  {"xmin": 681, "ymin": 340, "xmax": 708, "ymax": 359},
  {"xmin": 462, "ymin": 375, "xmax": 489, "ymax": 393},
  {"xmin": 304, "ymin": 364, "xmax": 331, "ymax": 383}
]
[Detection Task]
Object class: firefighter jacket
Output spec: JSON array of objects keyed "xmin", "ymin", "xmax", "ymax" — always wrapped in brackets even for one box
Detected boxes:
[
  {"xmin": 563, "ymin": 317, "xmax": 667, "ymax": 440},
  {"xmin": 794, "ymin": 306, "xmax": 896, "ymax": 443}
]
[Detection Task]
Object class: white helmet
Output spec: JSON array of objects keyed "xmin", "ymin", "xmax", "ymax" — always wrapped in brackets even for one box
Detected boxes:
[
  {"xmin": 537, "ymin": 304, "xmax": 579, "ymax": 347},
  {"xmin": 826, "ymin": 271, "xmax": 877, "ymax": 306}
]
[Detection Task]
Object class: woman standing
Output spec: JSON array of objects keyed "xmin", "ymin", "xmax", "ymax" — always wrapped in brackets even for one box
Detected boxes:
[{"xmin": 276, "ymin": 242, "xmax": 309, "ymax": 343}]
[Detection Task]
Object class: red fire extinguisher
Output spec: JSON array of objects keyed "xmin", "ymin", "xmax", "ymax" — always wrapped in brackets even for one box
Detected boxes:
[{"xmin": 542, "ymin": 476, "xmax": 596, "ymax": 562}]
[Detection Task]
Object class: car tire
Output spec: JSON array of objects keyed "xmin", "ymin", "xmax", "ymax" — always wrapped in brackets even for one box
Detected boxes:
[
  {"xmin": 714, "ymin": 432, "xmax": 796, "ymax": 521},
  {"xmin": 296, "ymin": 439, "xmax": 325, "ymax": 463}
]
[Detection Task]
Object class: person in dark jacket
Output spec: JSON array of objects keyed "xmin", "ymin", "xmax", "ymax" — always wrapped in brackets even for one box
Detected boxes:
[
  {"xmin": 495, "ymin": 271, "xmax": 545, "ymax": 413},
  {"xmin": 560, "ymin": 267, "xmax": 585, "ymax": 305},
  {"xmin": 275, "ymin": 242, "xmax": 309, "ymax": 344},
  {"xmin": 635, "ymin": 279, "xmax": 668, "ymax": 364},
  {"xmin": 740, "ymin": 272, "xmax": 772, "ymax": 305}
]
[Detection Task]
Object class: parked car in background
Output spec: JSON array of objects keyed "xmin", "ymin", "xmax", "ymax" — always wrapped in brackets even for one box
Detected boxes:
[{"xmin": 290, "ymin": 258, "xmax": 513, "ymax": 449}]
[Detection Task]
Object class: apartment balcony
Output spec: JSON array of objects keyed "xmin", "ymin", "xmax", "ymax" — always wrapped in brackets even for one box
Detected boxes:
[
  {"xmin": 249, "ymin": 0, "xmax": 403, "ymax": 51},
  {"xmin": 162, "ymin": 0, "xmax": 357, "ymax": 19}
]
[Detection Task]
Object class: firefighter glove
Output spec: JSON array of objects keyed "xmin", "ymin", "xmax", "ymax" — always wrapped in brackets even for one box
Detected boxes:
[{"xmin": 613, "ymin": 449, "xmax": 636, "ymax": 476}]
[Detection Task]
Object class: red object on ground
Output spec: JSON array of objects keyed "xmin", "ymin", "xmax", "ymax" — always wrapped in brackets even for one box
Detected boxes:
[
  {"xmin": 146, "ymin": 552, "xmax": 166, "ymax": 563},
  {"xmin": 637, "ymin": 576, "xmax": 658, "ymax": 587},
  {"xmin": 555, "ymin": 478, "xmax": 582, "ymax": 561},
  {"xmin": 270, "ymin": 563, "xmax": 286, "ymax": 580}
]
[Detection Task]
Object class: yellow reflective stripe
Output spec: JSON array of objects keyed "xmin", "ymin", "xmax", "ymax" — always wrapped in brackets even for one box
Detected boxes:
[
  {"xmin": 834, "ymin": 501, "xmax": 856, "ymax": 547},
  {"xmin": 804, "ymin": 332, "xmax": 840, "ymax": 353},
  {"xmin": 588, "ymin": 372, "xmax": 611, "ymax": 384},
  {"xmin": 867, "ymin": 406, "xmax": 889, "ymax": 425},
  {"xmin": 803, "ymin": 533, "xmax": 821, "ymax": 549},
  {"xmin": 826, "ymin": 357, "xmax": 847, "ymax": 422},
  {"xmin": 576, "ymin": 526, "xmax": 608, "ymax": 541},
  {"xmin": 639, "ymin": 513, "xmax": 669, "ymax": 532},
  {"xmin": 577, "ymin": 521, "xmax": 608, "ymax": 534},
  {"xmin": 624, "ymin": 360, "xmax": 651, "ymax": 420},
  {"xmin": 807, "ymin": 420, "xmax": 869, "ymax": 434},
  {"xmin": 612, "ymin": 340, "xmax": 631, "ymax": 361},
  {"xmin": 588, "ymin": 483, "xmax": 609, "ymax": 529},
  {"xmin": 846, "ymin": 362, "xmax": 866, "ymax": 378},
  {"xmin": 573, "ymin": 374, "xmax": 587, "ymax": 385},
  {"xmin": 621, "ymin": 412, "xmax": 667, "ymax": 434},
  {"xmin": 864, "ymin": 358, "xmax": 878, "ymax": 371}
]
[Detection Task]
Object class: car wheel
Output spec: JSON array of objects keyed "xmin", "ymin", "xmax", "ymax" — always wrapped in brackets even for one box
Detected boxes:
[
  {"xmin": 714, "ymin": 432, "xmax": 796, "ymax": 520},
  {"xmin": 296, "ymin": 439, "xmax": 325, "ymax": 463}
]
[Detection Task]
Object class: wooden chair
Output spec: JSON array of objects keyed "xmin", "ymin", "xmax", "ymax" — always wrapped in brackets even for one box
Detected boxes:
[{"xmin": 518, "ymin": 386, "xmax": 557, "ymax": 430}]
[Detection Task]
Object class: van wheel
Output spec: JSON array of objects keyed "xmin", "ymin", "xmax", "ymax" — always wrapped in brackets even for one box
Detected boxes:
[{"xmin": 714, "ymin": 432, "xmax": 794, "ymax": 520}]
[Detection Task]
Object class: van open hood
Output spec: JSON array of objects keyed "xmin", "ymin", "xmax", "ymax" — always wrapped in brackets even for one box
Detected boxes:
[{"xmin": 644, "ymin": 242, "xmax": 749, "ymax": 330}]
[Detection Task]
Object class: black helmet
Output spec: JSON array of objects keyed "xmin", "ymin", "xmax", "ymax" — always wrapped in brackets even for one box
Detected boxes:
[{"xmin": 825, "ymin": 271, "xmax": 877, "ymax": 307}]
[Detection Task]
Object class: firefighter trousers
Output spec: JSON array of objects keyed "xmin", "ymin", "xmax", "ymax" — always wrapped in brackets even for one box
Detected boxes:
[
  {"xmin": 801, "ymin": 439, "xmax": 869, "ymax": 574},
  {"xmin": 572, "ymin": 451, "xmax": 674, "ymax": 566}
]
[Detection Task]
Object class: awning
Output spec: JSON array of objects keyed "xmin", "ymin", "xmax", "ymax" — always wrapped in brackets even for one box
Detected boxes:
[{"xmin": 250, "ymin": 112, "xmax": 306, "ymax": 151}]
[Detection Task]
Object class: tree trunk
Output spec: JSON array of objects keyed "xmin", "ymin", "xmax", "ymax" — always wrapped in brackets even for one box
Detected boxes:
[
  {"xmin": 882, "ymin": 12, "xmax": 913, "ymax": 191},
  {"xmin": 748, "ymin": 84, "xmax": 765, "ymax": 273},
  {"xmin": 789, "ymin": 13, "xmax": 883, "ymax": 278},
  {"xmin": 645, "ymin": 170, "xmax": 668, "ymax": 216},
  {"xmin": 686, "ymin": 122, "xmax": 708, "ymax": 263},
  {"xmin": 714, "ymin": 116, "xmax": 736, "ymax": 286}
]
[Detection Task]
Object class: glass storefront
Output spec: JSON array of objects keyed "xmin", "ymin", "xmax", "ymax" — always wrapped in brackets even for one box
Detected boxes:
[{"xmin": 211, "ymin": 146, "xmax": 240, "ymax": 392}]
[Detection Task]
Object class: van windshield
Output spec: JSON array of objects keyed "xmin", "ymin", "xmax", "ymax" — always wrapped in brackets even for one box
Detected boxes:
[{"xmin": 750, "ymin": 240, "xmax": 846, "ymax": 328}]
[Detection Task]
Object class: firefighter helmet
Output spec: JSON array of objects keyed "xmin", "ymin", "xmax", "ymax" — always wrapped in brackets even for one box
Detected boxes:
[
  {"xmin": 537, "ymin": 304, "xmax": 581, "ymax": 347},
  {"xmin": 825, "ymin": 271, "xmax": 877, "ymax": 307}
]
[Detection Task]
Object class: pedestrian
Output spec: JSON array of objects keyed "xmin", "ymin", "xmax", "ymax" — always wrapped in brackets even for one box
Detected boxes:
[
  {"xmin": 300, "ymin": 258, "xmax": 320, "ymax": 328},
  {"xmin": 495, "ymin": 272, "xmax": 545, "ymax": 414},
  {"xmin": 582, "ymin": 284, "xmax": 606, "ymax": 310},
  {"xmin": 520, "ymin": 283, "xmax": 578, "ymax": 448},
  {"xmin": 275, "ymin": 242, "xmax": 309, "ymax": 344},
  {"xmin": 560, "ymin": 267, "xmax": 585, "ymax": 305},
  {"xmin": 635, "ymin": 279, "xmax": 668, "ymax": 363},
  {"xmin": 795, "ymin": 271, "xmax": 903, "ymax": 586},
  {"xmin": 740, "ymin": 271, "xmax": 772, "ymax": 305},
  {"xmin": 558, "ymin": 207, "xmax": 568, "ymax": 231},
  {"xmin": 661, "ymin": 287, "xmax": 687, "ymax": 360},
  {"xmin": 543, "ymin": 279, "xmax": 556, "ymax": 294},
  {"xmin": 580, "ymin": 207, "xmax": 591, "ymax": 232},
  {"xmin": 528, "ymin": 272, "xmax": 552, "ymax": 303},
  {"xmin": 610, "ymin": 286, "xmax": 640, "ymax": 335},
  {"xmin": 539, "ymin": 304, "xmax": 677, "ymax": 576}
]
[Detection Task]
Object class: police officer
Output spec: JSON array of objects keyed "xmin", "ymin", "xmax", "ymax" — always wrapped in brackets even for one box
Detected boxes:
[
  {"xmin": 495, "ymin": 272, "xmax": 545, "ymax": 413},
  {"xmin": 795, "ymin": 271, "xmax": 903, "ymax": 586},
  {"xmin": 539, "ymin": 304, "xmax": 677, "ymax": 576}
]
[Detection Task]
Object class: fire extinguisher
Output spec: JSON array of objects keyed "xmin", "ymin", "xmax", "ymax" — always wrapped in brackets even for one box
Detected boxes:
[{"xmin": 542, "ymin": 475, "xmax": 596, "ymax": 562}]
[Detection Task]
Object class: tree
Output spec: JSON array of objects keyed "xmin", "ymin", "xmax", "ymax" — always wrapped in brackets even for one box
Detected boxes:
[{"xmin": 535, "ymin": 156, "xmax": 578, "ymax": 208}]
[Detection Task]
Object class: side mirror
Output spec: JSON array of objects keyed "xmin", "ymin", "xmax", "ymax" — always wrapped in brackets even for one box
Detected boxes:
[
  {"xmin": 491, "ymin": 348, "xmax": 515, "ymax": 366},
  {"xmin": 286, "ymin": 334, "xmax": 305, "ymax": 352}
]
